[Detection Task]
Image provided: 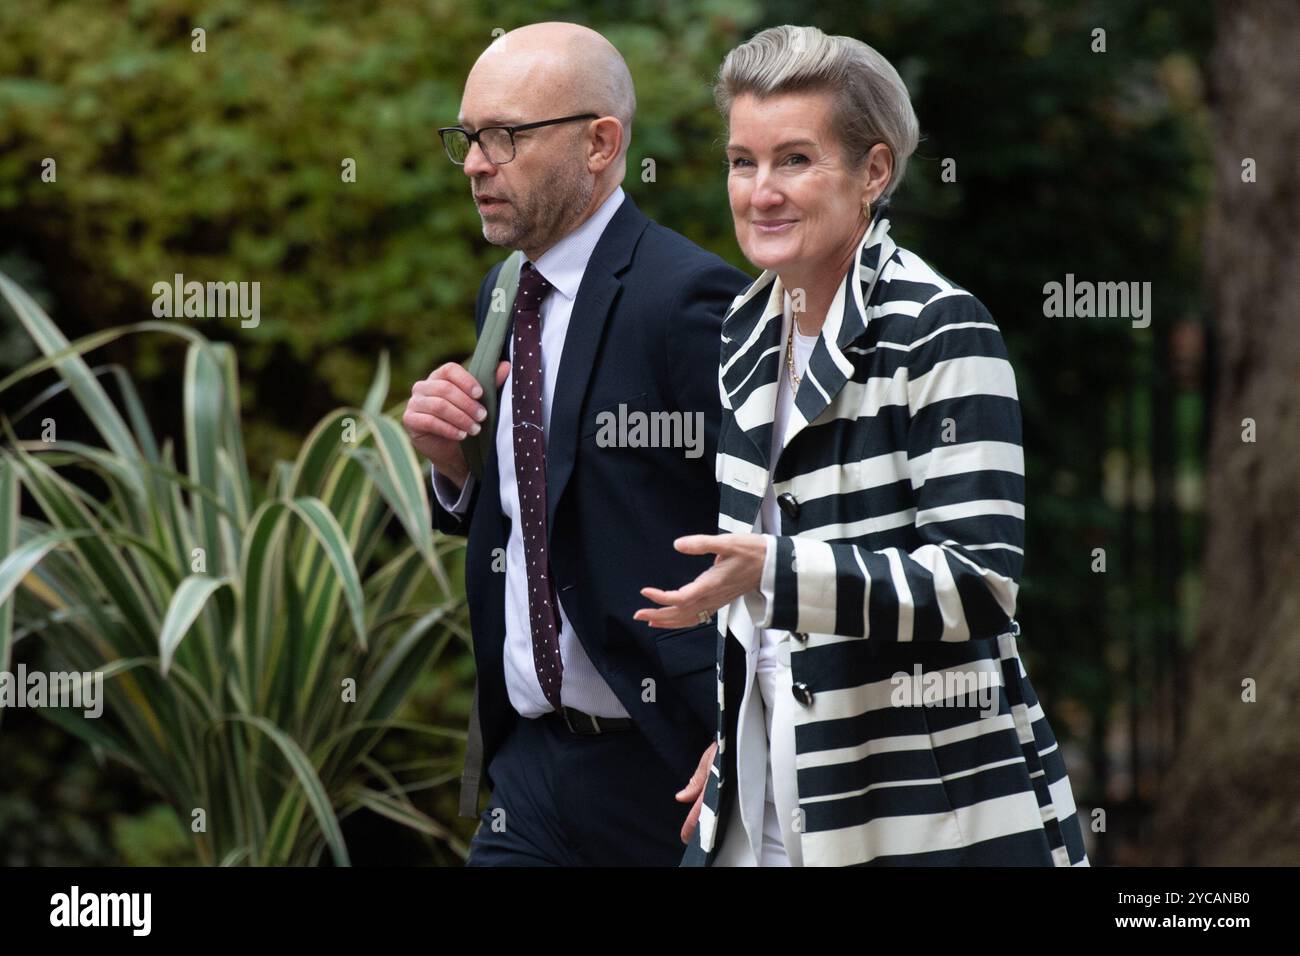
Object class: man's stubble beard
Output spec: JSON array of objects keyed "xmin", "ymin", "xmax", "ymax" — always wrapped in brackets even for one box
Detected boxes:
[{"xmin": 478, "ymin": 159, "xmax": 595, "ymax": 252}]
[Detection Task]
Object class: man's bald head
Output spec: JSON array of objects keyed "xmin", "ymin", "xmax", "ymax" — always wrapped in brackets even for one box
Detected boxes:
[
  {"xmin": 457, "ymin": 23, "xmax": 637, "ymax": 258},
  {"xmin": 467, "ymin": 22, "xmax": 635, "ymax": 159}
]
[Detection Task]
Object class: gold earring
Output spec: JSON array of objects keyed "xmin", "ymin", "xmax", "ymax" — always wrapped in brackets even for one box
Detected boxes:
[{"xmin": 861, "ymin": 201, "xmax": 871, "ymax": 220}]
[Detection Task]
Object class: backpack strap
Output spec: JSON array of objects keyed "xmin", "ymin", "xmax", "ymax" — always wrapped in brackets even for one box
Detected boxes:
[
  {"xmin": 456, "ymin": 251, "xmax": 521, "ymax": 820},
  {"xmin": 462, "ymin": 251, "xmax": 523, "ymax": 480}
]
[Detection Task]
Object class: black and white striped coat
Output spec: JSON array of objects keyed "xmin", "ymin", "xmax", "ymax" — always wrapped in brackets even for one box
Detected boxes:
[{"xmin": 684, "ymin": 203, "xmax": 1090, "ymax": 867}]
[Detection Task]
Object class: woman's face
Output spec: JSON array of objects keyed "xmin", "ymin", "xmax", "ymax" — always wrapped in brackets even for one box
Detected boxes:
[{"xmin": 725, "ymin": 91, "xmax": 879, "ymax": 277}]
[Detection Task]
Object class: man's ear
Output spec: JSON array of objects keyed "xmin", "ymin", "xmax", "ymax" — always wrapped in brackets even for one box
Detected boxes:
[{"xmin": 587, "ymin": 116, "xmax": 624, "ymax": 173}]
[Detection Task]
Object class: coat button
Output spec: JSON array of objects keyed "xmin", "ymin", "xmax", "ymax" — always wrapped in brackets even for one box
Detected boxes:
[
  {"xmin": 777, "ymin": 492, "xmax": 800, "ymax": 519},
  {"xmin": 792, "ymin": 631, "xmax": 809, "ymax": 643},
  {"xmin": 792, "ymin": 681, "xmax": 814, "ymax": 706}
]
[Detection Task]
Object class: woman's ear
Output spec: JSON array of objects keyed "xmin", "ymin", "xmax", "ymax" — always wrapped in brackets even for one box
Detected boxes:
[{"xmin": 862, "ymin": 143, "xmax": 894, "ymax": 206}]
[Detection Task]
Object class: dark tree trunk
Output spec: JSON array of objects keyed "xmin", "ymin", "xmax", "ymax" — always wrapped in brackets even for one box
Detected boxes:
[{"xmin": 1151, "ymin": 0, "xmax": 1300, "ymax": 865}]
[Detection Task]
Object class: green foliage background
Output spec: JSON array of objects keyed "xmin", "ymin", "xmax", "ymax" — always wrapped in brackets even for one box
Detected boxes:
[
  {"xmin": 0, "ymin": 0, "xmax": 754, "ymax": 468},
  {"xmin": 1, "ymin": 0, "xmax": 1213, "ymax": 864}
]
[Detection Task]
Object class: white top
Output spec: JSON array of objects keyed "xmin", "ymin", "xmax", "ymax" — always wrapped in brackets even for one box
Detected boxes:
[
  {"xmin": 758, "ymin": 299, "xmax": 818, "ymax": 672},
  {"xmin": 727, "ymin": 290, "xmax": 819, "ymax": 865},
  {"xmin": 433, "ymin": 186, "xmax": 630, "ymax": 719}
]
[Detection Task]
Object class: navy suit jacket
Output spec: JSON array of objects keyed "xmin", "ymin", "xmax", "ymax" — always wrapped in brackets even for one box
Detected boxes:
[{"xmin": 433, "ymin": 193, "xmax": 751, "ymax": 794}]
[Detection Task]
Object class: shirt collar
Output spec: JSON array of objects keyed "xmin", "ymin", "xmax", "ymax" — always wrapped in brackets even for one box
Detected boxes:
[{"xmin": 524, "ymin": 186, "xmax": 626, "ymax": 301}]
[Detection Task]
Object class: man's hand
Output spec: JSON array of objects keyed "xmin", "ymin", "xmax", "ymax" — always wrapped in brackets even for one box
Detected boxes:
[
  {"xmin": 676, "ymin": 740, "xmax": 719, "ymax": 844},
  {"xmin": 403, "ymin": 360, "xmax": 510, "ymax": 488}
]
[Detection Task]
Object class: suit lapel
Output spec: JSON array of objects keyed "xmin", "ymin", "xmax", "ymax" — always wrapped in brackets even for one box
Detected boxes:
[{"xmin": 544, "ymin": 196, "xmax": 649, "ymax": 539}]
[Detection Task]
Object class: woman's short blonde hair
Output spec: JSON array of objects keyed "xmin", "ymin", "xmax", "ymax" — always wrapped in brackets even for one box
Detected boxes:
[{"xmin": 714, "ymin": 24, "xmax": 920, "ymax": 199}]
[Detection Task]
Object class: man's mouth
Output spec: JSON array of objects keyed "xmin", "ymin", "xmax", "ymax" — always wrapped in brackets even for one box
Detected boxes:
[{"xmin": 475, "ymin": 195, "xmax": 509, "ymax": 211}]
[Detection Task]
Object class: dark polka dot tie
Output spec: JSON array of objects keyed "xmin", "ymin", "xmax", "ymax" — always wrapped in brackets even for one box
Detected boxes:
[{"xmin": 511, "ymin": 261, "xmax": 563, "ymax": 712}]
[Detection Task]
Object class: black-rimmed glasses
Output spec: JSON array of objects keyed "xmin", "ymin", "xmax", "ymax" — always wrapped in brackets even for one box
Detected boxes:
[{"xmin": 438, "ymin": 113, "xmax": 599, "ymax": 165}]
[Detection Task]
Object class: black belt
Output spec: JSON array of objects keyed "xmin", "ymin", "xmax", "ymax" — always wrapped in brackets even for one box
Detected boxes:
[{"xmin": 549, "ymin": 706, "xmax": 634, "ymax": 735}]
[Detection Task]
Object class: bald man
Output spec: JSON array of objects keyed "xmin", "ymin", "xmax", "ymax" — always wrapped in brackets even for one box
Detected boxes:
[{"xmin": 403, "ymin": 23, "xmax": 750, "ymax": 866}]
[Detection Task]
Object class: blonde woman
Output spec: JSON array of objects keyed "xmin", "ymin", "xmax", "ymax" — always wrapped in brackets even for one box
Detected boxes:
[{"xmin": 636, "ymin": 25, "xmax": 1089, "ymax": 866}]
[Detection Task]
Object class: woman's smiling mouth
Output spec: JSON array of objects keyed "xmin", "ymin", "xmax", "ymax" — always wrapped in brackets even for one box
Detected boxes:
[{"xmin": 753, "ymin": 218, "xmax": 798, "ymax": 234}]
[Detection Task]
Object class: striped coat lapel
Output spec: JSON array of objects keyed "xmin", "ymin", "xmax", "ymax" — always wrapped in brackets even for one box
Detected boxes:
[
  {"xmin": 720, "ymin": 205, "xmax": 899, "ymax": 469},
  {"xmin": 785, "ymin": 208, "xmax": 897, "ymax": 451},
  {"xmin": 719, "ymin": 271, "xmax": 781, "ymax": 469}
]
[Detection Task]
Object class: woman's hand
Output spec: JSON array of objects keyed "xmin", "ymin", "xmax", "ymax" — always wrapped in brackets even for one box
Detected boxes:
[
  {"xmin": 676, "ymin": 740, "xmax": 719, "ymax": 844},
  {"xmin": 634, "ymin": 533, "xmax": 767, "ymax": 628}
]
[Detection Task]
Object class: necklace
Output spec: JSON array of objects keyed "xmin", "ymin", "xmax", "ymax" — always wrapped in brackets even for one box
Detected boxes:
[
  {"xmin": 785, "ymin": 324, "xmax": 800, "ymax": 391},
  {"xmin": 786, "ymin": 317, "xmax": 812, "ymax": 391}
]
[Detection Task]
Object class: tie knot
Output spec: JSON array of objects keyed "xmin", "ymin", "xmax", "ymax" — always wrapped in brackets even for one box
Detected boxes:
[{"xmin": 518, "ymin": 261, "xmax": 552, "ymax": 305}]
